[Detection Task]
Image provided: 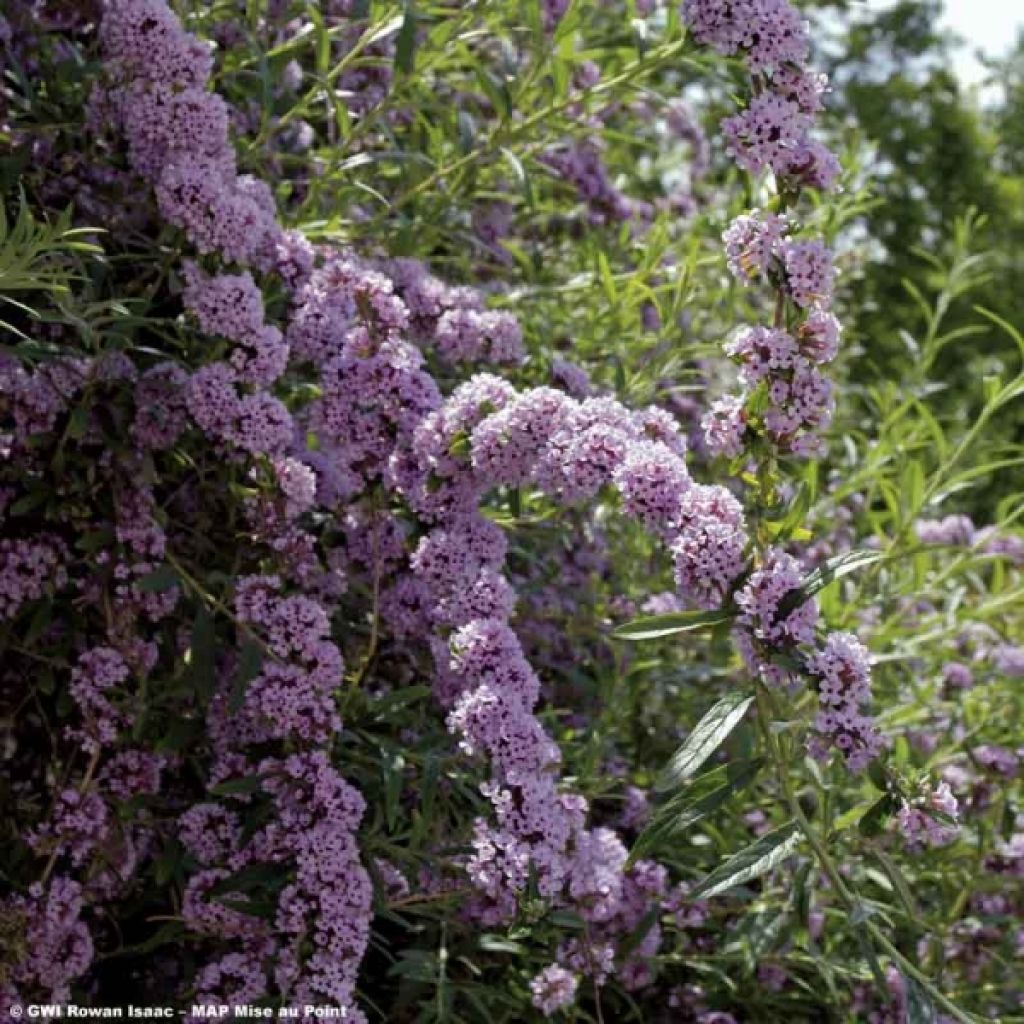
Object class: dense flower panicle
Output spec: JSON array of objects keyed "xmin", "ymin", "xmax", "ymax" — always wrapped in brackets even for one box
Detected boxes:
[
  {"xmin": 613, "ymin": 440, "xmax": 693, "ymax": 532},
  {"xmin": 688, "ymin": 0, "xmax": 843, "ymax": 461},
  {"xmin": 192, "ymin": 945, "xmax": 270, "ymax": 1011},
  {"xmin": 469, "ymin": 387, "xmax": 574, "ymax": 487},
  {"xmin": 734, "ymin": 549, "xmax": 819, "ymax": 687},
  {"xmin": 97, "ymin": 0, "xmax": 281, "ymax": 266},
  {"xmin": 98, "ymin": 0, "xmax": 213, "ymax": 86},
  {"xmin": 27, "ymin": 789, "xmax": 111, "ymax": 868},
  {"xmin": 182, "ymin": 263, "xmax": 264, "ymax": 341},
  {"xmin": 4, "ymin": 877, "xmax": 94, "ymax": 1001},
  {"xmin": 232, "ymin": 577, "xmax": 343, "ymax": 742},
  {"xmin": 670, "ymin": 484, "xmax": 748, "ymax": 608},
  {"xmin": 722, "ymin": 93, "xmax": 810, "ymax": 176},
  {"xmin": 780, "ymin": 238, "xmax": 835, "ymax": 309},
  {"xmin": 736, "ymin": 549, "xmax": 818, "ymax": 646},
  {"xmin": 701, "ymin": 395, "xmax": 747, "ymax": 458},
  {"xmin": 90, "ymin": 4, "xmax": 380, "ymax": 1007},
  {"xmin": 530, "ymin": 964, "xmax": 579, "ymax": 1016},
  {"xmin": 69, "ymin": 646, "xmax": 133, "ymax": 753},
  {"xmin": 897, "ymin": 782, "xmax": 959, "ymax": 849},
  {"xmin": 683, "ymin": 0, "xmax": 808, "ymax": 69},
  {"xmin": 804, "ymin": 632, "xmax": 883, "ymax": 771},
  {"xmin": 434, "ymin": 308, "xmax": 525, "ymax": 365},
  {"xmin": 1, "ymin": 355, "xmax": 89, "ymax": 444},
  {"xmin": 0, "ymin": 535, "xmax": 68, "ymax": 620},
  {"xmin": 100, "ymin": 749, "xmax": 166, "ymax": 801},
  {"xmin": 722, "ymin": 209, "xmax": 789, "ymax": 283}
]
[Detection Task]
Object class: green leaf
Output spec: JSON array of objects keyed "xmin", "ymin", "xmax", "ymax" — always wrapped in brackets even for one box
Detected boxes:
[
  {"xmin": 613, "ymin": 608, "xmax": 734, "ymax": 642},
  {"xmin": 395, "ymin": 2, "xmax": 417, "ymax": 74},
  {"xmin": 800, "ymin": 548, "xmax": 886, "ymax": 597},
  {"xmin": 136, "ymin": 564, "xmax": 180, "ymax": 593},
  {"xmin": 655, "ymin": 693, "xmax": 754, "ymax": 793},
  {"xmin": 858, "ymin": 794, "xmax": 898, "ymax": 838},
  {"xmin": 776, "ymin": 549, "xmax": 886, "ymax": 619},
  {"xmin": 229, "ymin": 639, "xmax": 264, "ymax": 713},
  {"xmin": 208, "ymin": 862, "xmax": 281, "ymax": 897},
  {"xmin": 478, "ymin": 935, "xmax": 525, "ymax": 954},
  {"xmin": 115, "ymin": 921, "xmax": 187, "ymax": 957},
  {"xmin": 67, "ymin": 403, "xmax": 89, "ymax": 439},
  {"xmin": 764, "ymin": 481, "xmax": 811, "ymax": 541},
  {"xmin": 597, "ymin": 250, "xmax": 617, "ymax": 304},
  {"xmin": 632, "ymin": 758, "xmax": 763, "ymax": 862},
  {"xmin": 549, "ymin": 910, "xmax": 586, "ymax": 930},
  {"xmin": 905, "ymin": 975, "xmax": 938, "ymax": 1024},
  {"xmin": 210, "ymin": 774, "xmax": 264, "ymax": 798},
  {"xmin": 382, "ymin": 750, "xmax": 406, "ymax": 833},
  {"xmin": 186, "ymin": 607, "xmax": 216, "ymax": 689},
  {"xmin": 871, "ymin": 850, "xmax": 919, "ymax": 918},
  {"xmin": 690, "ymin": 820, "xmax": 802, "ymax": 900}
]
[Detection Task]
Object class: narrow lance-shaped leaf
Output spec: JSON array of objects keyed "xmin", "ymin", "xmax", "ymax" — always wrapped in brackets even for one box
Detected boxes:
[
  {"xmin": 613, "ymin": 608, "xmax": 734, "ymax": 642},
  {"xmin": 631, "ymin": 758, "xmax": 763, "ymax": 863},
  {"xmin": 904, "ymin": 975, "xmax": 938, "ymax": 1024},
  {"xmin": 395, "ymin": 2, "xmax": 417, "ymax": 74},
  {"xmin": 136, "ymin": 564, "xmax": 180, "ymax": 593},
  {"xmin": 690, "ymin": 820, "xmax": 802, "ymax": 900},
  {"xmin": 799, "ymin": 549, "xmax": 886, "ymax": 598},
  {"xmin": 655, "ymin": 693, "xmax": 754, "ymax": 793},
  {"xmin": 776, "ymin": 549, "xmax": 886, "ymax": 620}
]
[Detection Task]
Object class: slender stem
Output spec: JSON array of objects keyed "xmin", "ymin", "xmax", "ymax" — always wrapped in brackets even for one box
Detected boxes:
[
  {"xmin": 164, "ymin": 549, "xmax": 278, "ymax": 664},
  {"xmin": 40, "ymin": 746, "xmax": 102, "ymax": 886},
  {"xmin": 753, "ymin": 684, "xmax": 978, "ymax": 1024}
]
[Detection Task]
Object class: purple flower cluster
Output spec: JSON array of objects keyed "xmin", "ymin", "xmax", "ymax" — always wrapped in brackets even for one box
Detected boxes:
[
  {"xmin": 803, "ymin": 632, "xmax": 883, "ymax": 772},
  {"xmin": 232, "ymin": 575, "xmax": 343, "ymax": 743},
  {"xmin": 897, "ymin": 781, "xmax": 959, "ymax": 849},
  {"xmin": 684, "ymin": 0, "xmax": 838, "ymax": 191},
  {"xmin": 0, "ymin": 534, "xmax": 68, "ymax": 621},
  {"xmin": 530, "ymin": 964, "xmax": 578, "ymax": 1016},
  {"xmin": 711, "ymin": 221, "xmax": 840, "ymax": 456},
  {"xmin": 734, "ymin": 549, "xmax": 817, "ymax": 683},
  {"xmin": 84, "ymin": 2, "xmax": 378, "ymax": 1011},
  {"xmin": 95, "ymin": 0, "xmax": 281, "ymax": 268},
  {"xmin": 687, "ymin": 0, "xmax": 842, "ymax": 460},
  {"xmin": 394, "ymin": 368, "xmax": 751, "ymax": 996},
  {"xmin": 2, "ymin": 879, "xmax": 94, "ymax": 1003}
]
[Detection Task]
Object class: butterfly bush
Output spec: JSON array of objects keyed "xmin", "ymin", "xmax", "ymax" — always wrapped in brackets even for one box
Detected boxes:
[{"xmin": 1, "ymin": 0, "xmax": 1020, "ymax": 1020}]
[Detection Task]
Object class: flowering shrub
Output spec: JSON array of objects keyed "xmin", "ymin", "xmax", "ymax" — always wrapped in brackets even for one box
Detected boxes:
[{"xmin": 1, "ymin": 1, "xmax": 1022, "ymax": 1021}]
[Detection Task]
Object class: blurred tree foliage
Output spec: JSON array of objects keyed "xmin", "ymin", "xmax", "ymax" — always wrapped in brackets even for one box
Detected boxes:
[{"xmin": 810, "ymin": 0, "xmax": 1024, "ymax": 513}]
